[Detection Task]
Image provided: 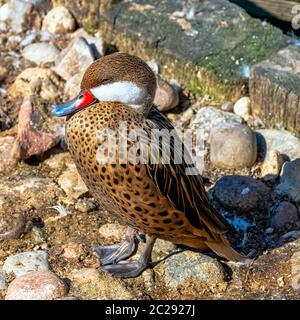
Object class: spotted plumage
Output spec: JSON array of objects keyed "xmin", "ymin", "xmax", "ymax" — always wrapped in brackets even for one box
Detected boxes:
[{"xmin": 53, "ymin": 53, "xmax": 247, "ymax": 278}]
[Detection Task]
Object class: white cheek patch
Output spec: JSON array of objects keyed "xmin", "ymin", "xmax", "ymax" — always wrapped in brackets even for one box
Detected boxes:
[{"xmin": 90, "ymin": 81, "xmax": 147, "ymax": 109}]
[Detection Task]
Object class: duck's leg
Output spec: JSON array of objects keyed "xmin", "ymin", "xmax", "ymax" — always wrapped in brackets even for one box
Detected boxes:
[
  {"xmin": 100, "ymin": 235, "xmax": 157, "ymax": 278},
  {"xmin": 93, "ymin": 227, "xmax": 143, "ymax": 266}
]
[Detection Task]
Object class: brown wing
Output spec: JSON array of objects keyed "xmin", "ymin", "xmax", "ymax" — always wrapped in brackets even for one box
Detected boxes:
[{"xmin": 144, "ymin": 106, "xmax": 230, "ymax": 236}]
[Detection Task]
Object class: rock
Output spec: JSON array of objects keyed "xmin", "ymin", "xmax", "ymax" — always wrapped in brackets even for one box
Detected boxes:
[
  {"xmin": 101, "ymin": 0, "xmax": 287, "ymax": 100},
  {"xmin": 0, "ymin": 136, "xmax": 15, "ymax": 172},
  {"xmin": 9, "ymin": 67, "xmax": 60, "ymax": 100},
  {"xmin": 233, "ymin": 96, "xmax": 251, "ymax": 120},
  {"xmin": 98, "ymin": 223, "xmax": 127, "ymax": 242},
  {"xmin": 22, "ymin": 42, "xmax": 60, "ymax": 65},
  {"xmin": 69, "ymin": 268, "xmax": 136, "ymax": 299},
  {"xmin": 5, "ymin": 271, "xmax": 68, "ymax": 300},
  {"xmin": 154, "ymin": 75, "xmax": 179, "ymax": 111},
  {"xmin": 58, "ymin": 166, "xmax": 88, "ymax": 200},
  {"xmin": 44, "ymin": 151, "xmax": 72, "ymax": 170},
  {"xmin": 9, "ymin": 96, "xmax": 60, "ymax": 160},
  {"xmin": 3, "ymin": 250, "xmax": 49, "ymax": 277},
  {"xmin": 64, "ymin": 73, "xmax": 81, "ymax": 99},
  {"xmin": 190, "ymin": 107, "xmax": 242, "ymax": 141},
  {"xmin": 210, "ymin": 123, "xmax": 257, "ymax": 170},
  {"xmin": 156, "ymin": 251, "xmax": 227, "ymax": 293},
  {"xmin": 290, "ymin": 251, "xmax": 300, "ymax": 290},
  {"xmin": 257, "ymin": 129, "xmax": 300, "ymax": 161},
  {"xmin": 75, "ymin": 198, "xmax": 96, "ymax": 213},
  {"xmin": 221, "ymin": 101, "xmax": 234, "ymax": 112},
  {"xmin": 0, "ymin": 65, "xmax": 7, "ymax": 82},
  {"xmin": 63, "ymin": 242, "xmax": 84, "ymax": 261},
  {"xmin": 152, "ymin": 239, "xmax": 176, "ymax": 260},
  {"xmin": 270, "ymin": 202, "xmax": 299, "ymax": 230},
  {"xmin": 190, "ymin": 107, "xmax": 242, "ymax": 173},
  {"xmin": 214, "ymin": 175, "xmax": 270, "ymax": 212},
  {"xmin": 261, "ymin": 149, "xmax": 284, "ymax": 181},
  {"xmin": 0, "ymin": 212, "xmax": 26, "ymax": 239},
  {"xmin": 276, "ymin": 160, "xmax": 300, "ymax": 203},
  {"xmin": 0, "ymin": 268, "xmax": 7, "ymax": 290},
  {"xmin": 54, "ymin": 37, "xmax": 94, "ymax": 81},
  {"xmin": 0, "ymin": 0, "xmax": 32, "ymax": 33},
  {"xmin": 71, "ymin": 28, "xmax": 106, "ymax": 58},
  {"xmin": 42, "ymin": 6, "xmax": 76, "ymax": 34},
  {"xmin": 250, "ymin": 45, "xmax": 300, "ymax": 136},
  {"xmin": 20, "ymin": 32, "xmax": 37, "ymax": 47}
]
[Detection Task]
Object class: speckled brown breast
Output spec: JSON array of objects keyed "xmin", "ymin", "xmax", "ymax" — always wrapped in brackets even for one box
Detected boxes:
[{"xmin": 66, "ymin": 102, "xmax": 209, "ymax": 246}]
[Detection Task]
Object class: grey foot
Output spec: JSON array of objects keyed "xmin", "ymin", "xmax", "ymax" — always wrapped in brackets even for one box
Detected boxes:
[
  {"xmin": 92, "ymin": 227, "xmax": 141, "ymax": 266},
  {"xmin": 100, "ymin": 260, "xmax": 148, "ymax": 278}
]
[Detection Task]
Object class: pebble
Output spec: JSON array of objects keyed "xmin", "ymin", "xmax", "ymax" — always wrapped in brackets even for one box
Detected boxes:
[
  {"xmin": 270, "ymin": 202, "xmax": 299, "ymax": 230},
  {"xmin": 221, "ymin": 101, "xmax": 234, "ymax": 112},
  {"xmin": 0, "ymin": 268, "xmax": 7, "ymax": 290},
  {"xmin": 22, "ymin": 42, "xmax": 60, "ymax": 65},
  {"xmin": 58, "ymin": 166, "xmax": 89, "ymax": 200},
  {"xmin": 154, "ymin": 75, "xmax": 179, "ymax": 111},
  {"xmin": 156, "ymin": 251, "xmax": 227, "ymax": 293},
  {"xmin": 257, "ymin": 129, "xmax": 300, "ymax": 161},
  {"xmin": 63, "ymin": 242, "xmax": 84, "ymax": 261},
  {"xmin": 54, "ymin": 37, "xmax": 94, "ymax": 81},
  {"xmin": 75, "ymin": 198, "xmax": 96, "ymax": 213},
  {"xmin": 0, "ymin": 0, "xmax": 32, "ymax": 33},
  {"xmin": 5, "ymin": 271, "xmax": 68, "ymax": 300},
  {"xmin": 9, "ymin": 96, "xmax": 60, "ymax": 160},
  {"xmin": 0, "ymin": 65, "xmax": 7, "ymax": 82},
  {"xmin": 261, "ymin": 149, "xmax": 284, "ymax": 181},
  {"xmin": 276, "ymin": 159, "xmax": 300, "ymax": 203},
  {"xmin": 0, "ymin": 212, "xmax": 26, "ymax": 239},
  {"xmin": 233, "ymin": 96, "xmax": 251, "ymax": 120},
  {"xmin": 210, "ymin": 123, "xmax": 257, "ymax": 169},
  {"xmin": 214, "ymin": 175, "xmax": 270, "ymax": 212},
  {"xmin": 9, "ymin": 67, "xmax": 60, "ymax": 100},
  {"xmin": 98, "ymin": 223, "xmax": 127, "ymax": 242},
  {"xmin": 42, "ymin": 6, "xmax": 76, "ymax": 34},
  {"xmin": 3, "ymin": 250, "xmax": 49, "ymax": 277}
]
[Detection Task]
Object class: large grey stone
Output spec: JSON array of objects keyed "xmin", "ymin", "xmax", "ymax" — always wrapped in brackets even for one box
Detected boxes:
[
  {"xmin": 256, "ymin": 129, "xmax": 300, "ymax": 161},
  {"xmin": 276, "ymin": 160, "xmax": 300, "ymax": 203},
  {"xmin": 156, "ymin": 251, "xmax": 227, "ymax": 293},
  {"xmin": 3, "ymin": 250, "xmax": 49, "ymax": 277}
]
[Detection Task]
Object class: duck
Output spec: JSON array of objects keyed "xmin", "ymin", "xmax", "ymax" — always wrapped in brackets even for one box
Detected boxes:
[{"xmin": 52, "ymin": 52, "xmax": 247, "ymax": 278}]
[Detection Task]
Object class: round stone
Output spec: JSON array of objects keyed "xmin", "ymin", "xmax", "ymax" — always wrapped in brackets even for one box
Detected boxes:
[
  {"xmin": 23, "ymin": 42, "xmax": 60, "ymax": 65},
  {"xmin": 42, "ymin": 6, "xmax": 76, "ymax": 34},
  {"xmin": 0, "ymin": 212, "xmax": 26, "ymax": 239},
  {"xmin": 154, "ymin": 75, "xmax": 179, "ymax": 111},
  {"xmin": 270, "ymin": 202, "xmax": 299, "ymax": 230},
  {"xmin": 233, "ymin": 96, "xmax": 250, "ymax": 119},
  {"xmin": 210, "ymin": 123, "xmax": 257, "ymax": 170},
  {"xmin": 214, "ymin": 175, "xmax": 270, "ymax": 212},
  {"xmin": 5, "ymin": 271, "xmax": 68, "ymax": 300},
  {"xmin": 221, "ymin": 101, "xmax": 234, "ymax": 112}
]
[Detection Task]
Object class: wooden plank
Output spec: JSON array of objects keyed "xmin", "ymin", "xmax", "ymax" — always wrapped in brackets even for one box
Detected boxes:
[{"xmin": 231, "ymin": 0, "xmax": 300, "ymax": 22}]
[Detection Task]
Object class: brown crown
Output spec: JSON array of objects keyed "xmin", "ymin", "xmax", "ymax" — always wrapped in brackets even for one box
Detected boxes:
[{"xmin": 81, "ymin": 52, "xmax": 157, "ymax": 101}]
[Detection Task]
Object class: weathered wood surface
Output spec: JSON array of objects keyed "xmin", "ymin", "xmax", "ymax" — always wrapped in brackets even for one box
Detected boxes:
[
  {"xmin": 231, "ymin": 0, "xmax": 300, "ymax": 22},
  {"xmin": 250, "ymin": 45, "xmax": 300, "ymax": 136}
]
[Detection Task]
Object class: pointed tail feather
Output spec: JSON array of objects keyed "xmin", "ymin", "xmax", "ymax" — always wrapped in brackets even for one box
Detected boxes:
[{"xmin": 205, "ymin": 235, "xmax": 249, "ymax": 262}]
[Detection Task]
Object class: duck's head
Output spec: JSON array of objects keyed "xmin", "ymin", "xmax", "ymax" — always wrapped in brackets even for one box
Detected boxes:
[{"xmin": 52, "ymin": 52, "xmax": 157, "ymax": 118}]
